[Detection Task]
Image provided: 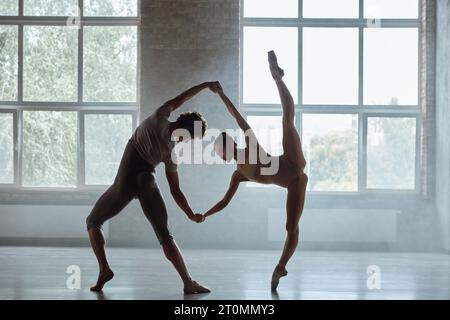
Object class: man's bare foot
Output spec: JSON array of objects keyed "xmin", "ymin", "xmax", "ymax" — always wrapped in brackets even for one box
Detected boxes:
[
  {"xmin": 268, "ymin": 50, "xmax": 285, "ymax": 81},
  {"xmin": 184, "ymin": 281, "xmax": 211, "ymax": 294},
  {"xmin": 90, "ymin": 269, "xmax": 114, "ymax": 292},
  {"xmin": 271, "ymin": 264, "xmax": 288, "ymax": 291}
]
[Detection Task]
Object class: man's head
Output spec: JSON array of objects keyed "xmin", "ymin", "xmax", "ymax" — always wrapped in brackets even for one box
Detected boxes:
[
  {"xmin": 214, "ymin": 132, "xmax": 237, "ymax": 162},
  {"xmin": 174, "ymin": 112, "xmax": 207, "ymax": 141}
]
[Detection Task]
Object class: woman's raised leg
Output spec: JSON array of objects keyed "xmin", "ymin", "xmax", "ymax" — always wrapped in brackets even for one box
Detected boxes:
[{"xmin": 268, "ymin": 51, "xmax": 306, "ymax": 168}]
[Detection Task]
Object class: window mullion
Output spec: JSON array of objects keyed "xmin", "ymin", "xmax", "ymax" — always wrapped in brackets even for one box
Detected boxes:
[
  {"xmin": 79, "ymin": 0, "xmax": 84, "ymax": 18},
  {"xmin": 299, "ymin": 0, "xmax": 303, "ymax": 19},
  {"xmin": 359, "ymin": 0, "xmax": 364, "ymax": 20},
  {"xmin": 18, "ymin": 0, "xmax": 23, "ymax": 16}
]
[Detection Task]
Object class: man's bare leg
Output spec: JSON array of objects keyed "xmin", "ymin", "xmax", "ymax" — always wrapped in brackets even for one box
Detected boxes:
[
  {"xmin": 162, "ymin": 239, "xmax": 211, "ymax": 294},
  {"xmin": 88, "ymin": 228, "xmax": 114, "ymax": 292}
]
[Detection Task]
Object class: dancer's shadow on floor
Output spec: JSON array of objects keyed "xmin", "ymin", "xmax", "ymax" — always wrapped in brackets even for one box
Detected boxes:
[
  {"xmin": 183, "ymin": 292, "xmax": 211, "ymax": 300},
  {"xmin": 94, "ymin": 291, "xmax": 110, "ymax": 300},
  {"xmin": 271, "ymin": 291, "xmax": 281, "ymax": 300}
]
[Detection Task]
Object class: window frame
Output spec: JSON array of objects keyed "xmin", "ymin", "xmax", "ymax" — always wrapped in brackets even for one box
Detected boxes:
[
  {"xmin": 0, "ymin": 0, "xmax": 140, "ymax": 194},
  {"xmin": 240, "ymin": 0, "xmax": 422, "ymax": 195}
]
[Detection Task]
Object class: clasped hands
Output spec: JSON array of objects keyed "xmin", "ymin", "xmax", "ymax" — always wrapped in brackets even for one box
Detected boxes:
[
  {"xmin": 207, "ymin": 81, "xmax": 223, "ymax": 94},
  {"xmin": 190, "ymin": 213, "xmax": 206, "ymax": 224}
]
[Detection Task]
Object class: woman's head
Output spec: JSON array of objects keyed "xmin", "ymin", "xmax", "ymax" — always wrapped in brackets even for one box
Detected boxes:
[
  {"xmin": 175, "ymin": 112, "xmax": 208, "ymax": 141},
  {"xmin": 214, "ymin": 132, "xmax": 237, "ymax": 162}
]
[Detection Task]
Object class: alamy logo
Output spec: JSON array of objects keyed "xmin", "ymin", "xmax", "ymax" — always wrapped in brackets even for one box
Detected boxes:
[
  {"xmin": 366, "ymin": 265, "xmax": 381, "ymax": 290},
  {"xmin": 366, "ymin": 4, "xmax": 382, "ymax": 28},
  {"xmin": 66, "ymin": 6, "xmax": 81, "ymax": 29},
  {"xmin": 66, "ymin": 265, "xmax": 81, "ymax": 290},
  {"xmin": 171, "ymin": 122, "xmax": 280, "ymax": 176}
]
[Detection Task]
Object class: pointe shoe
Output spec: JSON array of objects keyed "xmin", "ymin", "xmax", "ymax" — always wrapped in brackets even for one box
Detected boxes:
[
  {"xmin": 184, "ymin": 281, "xmax": 211, "ymax": 294},
  {"xmin": 90, "ymin": 269, "xmax": 114, "ymax": 292},
  {"xmin": 268, "ymin": 50, "xmax": 285, "ymax": 81},
  {"xmin": 271, "ymin": 265, "xmax": 288, "ymax": 291}
]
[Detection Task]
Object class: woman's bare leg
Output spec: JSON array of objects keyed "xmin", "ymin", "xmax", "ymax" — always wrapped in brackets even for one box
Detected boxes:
[
  {"xmin": 268, "ymin": 51, "xmax": 306, "ymax": 167},
  {"xmin": 271, "ymin": 175, "xmax": 308, "ymax": 291}
]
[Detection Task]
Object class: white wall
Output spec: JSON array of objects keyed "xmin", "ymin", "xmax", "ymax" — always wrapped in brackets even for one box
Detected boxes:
[
  {"xmin": 436, "ymin": 0, "xmax": 450, "ymax": 250},
  {"xmin": 0, "ymin": 205, "xmax": 107, "ymax": 239}
]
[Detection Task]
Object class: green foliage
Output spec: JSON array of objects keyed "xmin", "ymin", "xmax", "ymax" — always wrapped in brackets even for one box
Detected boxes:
[
  {"xmin": 83, "ymin": 26, "xmax": 137, "ymax": 102},
  {"xmin": 85, "ymin": 114, "xmax": 132, "ymax": 185},
  {"xmin": 307, "ymin": 130, "xmax": 358, "ymax": 191},
  {"xmin": 84, "ymin": 0, "xmax": 138, "ymax": 16},
  {"xmin": 23, "ymin": 111, "xmax": 77, "ymax": 187},
  {"xmin": 24, "ymin": 26, "xmax": 78, "ymax": 102},
  {"xmin": 0, "ymin": 26, "xmax": 18, "ymax": 101},
  {"xmin": 0, "ymin": 0, "xmax": 18, "ymax": 15},
  {"xmin": 24, "ymin": 0, "xmax": 78, "ymax": 16},
  {"xmin": 367, "ymin": 117, "xmax": 416, "ymax": 189}
]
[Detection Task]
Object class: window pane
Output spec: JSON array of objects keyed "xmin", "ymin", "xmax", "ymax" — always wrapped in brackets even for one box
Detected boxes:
[
  {"xmin": 303, "ymin": 28, "xmax": 359, "ymax": 105},
  {"xmin": 85, "ymin": 114, "xmax": 133, "ymax": 185},
  {"xmin": 364, "ymin": 28, "xmax": 418, "ymax": 106},
  {"xmin": 367, "ymin": 117, "xmax": 416, "ymax": 190},
  {"xmin": 364, "ymin": 0, "xmax": 419, "ymax": 19},
  {"xmin": 0, "ymin": 25, "xmax": 18, "ymax": 101},
  {"xmin": 84, "ymin": 0, "xmax": 138, "ymax": 17},
  {"xmin": 24, "ymin": 0, "xmax": 78, "ymax": 16},
  {"xmin": 247, "ymin": 116, "xmax": 283, "ymax": 156},
  {"xmin": 0, "ymin": 113, "xmax": 14, "ymax": 184},
  {"xmin": 244, "ymin": 0, "xmax": 298, "ymax": 18},
  {"xmin": 303, "ymin": 0, "xmax": 359, "ymax": 18},
  {"xmin": 243, "ymin": 27, "xmax": 298, "ymax": 104},
  {"xmin": 84, "ymin": 26, "xmax": 137, "ymax": 102},
  {"xmin": 0, "ymin": 0, "xmax": 18, "ymax": 15},
  {"xmin": 303, "ymin": 114, "xmax": 358, "ymax": 192},
  {"xmin": 24, "ymin": 26, "xmax": 78, "ymax": 102},
  {"xmin": 23, "ymin": 111, "xmax": 77, "ymax": 187}
]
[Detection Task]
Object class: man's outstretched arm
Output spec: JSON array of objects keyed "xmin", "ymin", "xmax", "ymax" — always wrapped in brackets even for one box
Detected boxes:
[
  {"xmin": 165, "ymin": 170, "xmax": 203, "ymax": 223},
  {"xmin": 162, "ymin": 81, "xmax": 221, "ymax": 114},
  {"xmin": 203, "ymin": 171, "xmax": 244, "ymax": 219}
]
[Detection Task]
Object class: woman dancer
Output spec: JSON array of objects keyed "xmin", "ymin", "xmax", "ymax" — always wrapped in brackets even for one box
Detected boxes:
[{"xmin": 203, "ymin": 51, "xmax": 308, "ymax": 291}]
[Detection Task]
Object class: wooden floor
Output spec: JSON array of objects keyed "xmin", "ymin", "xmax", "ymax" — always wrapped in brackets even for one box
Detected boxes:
[{"xmin": 0, "ymin": 247, "xmax": 449, "ymax": 300}]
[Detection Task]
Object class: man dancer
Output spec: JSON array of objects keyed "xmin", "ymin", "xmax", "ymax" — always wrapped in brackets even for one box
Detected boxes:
[{"xmin": 86, "ymin": 81, "xmax": 221, "ymax": 293}]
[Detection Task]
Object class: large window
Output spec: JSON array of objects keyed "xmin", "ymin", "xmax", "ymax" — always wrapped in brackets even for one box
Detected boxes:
[
  {"xmin": 241, "ymin": 0, "xmax": 421, "ymax": 193},
  {"xmin": 0, "ymin": 0, "xmax": 138, "ymax": 190}
]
